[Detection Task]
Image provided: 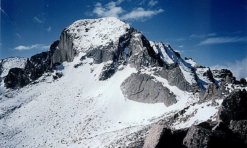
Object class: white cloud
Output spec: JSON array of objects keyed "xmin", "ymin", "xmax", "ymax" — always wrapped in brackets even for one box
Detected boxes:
[
  {"xmin": 198, "ymin": 36, "xmax": 247, "ymax": 45},
  {"xmin": 47, "ymin": 26, "xmax": 52, "ymax": 32},
  {"xmin": 92, "ymin": 1, "xmax": 164, "ymax": 21},
  {"xmin": 148, "ymin": 0, "xmax": 158, "ymax": 7},
  {"xmin": 14, "ymin": 44, "xmax": 49, "ymax": 51},
  {"xmin": 121, "ymin": 8, "xmax": 164, "ymax": 21},
  {"xmin": 93, "ymin": 1, "xmax": 124, "ymax": 18},
  {"xmin": 33, "ymin": 16, "xmax": 44, "ymax": 24},
  {"xmin": 211, "ymin": 57, "xmax": 247, "ymax": 80}
]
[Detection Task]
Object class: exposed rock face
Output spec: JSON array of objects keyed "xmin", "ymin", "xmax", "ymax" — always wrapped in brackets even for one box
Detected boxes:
[
  {"xmin": 4, "ymin": 51, "xmax": 52, "ymax": 88},
  {"xmin": 203, "ymin": 69, "xmax": 216, "ymax": 83},
  {"xmin": 143, "ymin": 123, "xmax": 166, "ymax": 148},
  {"xmin": 201, "ymin": 83, "xmax": 220, "ymax": 102},
  {"xmin": 157, "ymin": 66, "xmax": 193, "ymax": 91},
  {"xmin": 183, "ymin": 125, "xmax": 211, "ymax": 148},
  {"xmin": 143, "ymin": 123, "xmax": 187, "ymax": 148},
  {"xmin": 86, "ymin": 47, "xmax": 116, "ymax": 64},
  {"xmin": 121, "ymin": 73, "xmax": 177, "ymax": 106},
  {"xmin": 51, "ymin": 31, "xmax": 76, "ymax": 65},
  {"xmin": 25, "ymin": 51, "xmax": 52, "ymax": 80},
  {"xmin": 141, "ymin": 89, "xmax": 247, "ymax": 148},
  {"xmin": 4, "ymin": 68, "xmax": 30, "ymax": 88},
  {"xmin": 229, "ymin": 120, "xmax": 247, "ymax": 144},
  {"xmin": 143, "ymin": 121, "xmax": 246, "ymax": 148},
  {"xmin": 99, "ymin": 62, "xmax": 116, "ymax": 80},
  {"xmin": 218, "ymin": 90, "xmax": 247, "ymax": 122},
  {"xmin": 212, "ymin": 69, "xmax": 236, "ymax": 84},
  {"xmin": 239, "ymin": 78, "xmax": 247, "ymax": 87},
  {"xmin": 127, "ymin": 32, "xmax": 163, "ymax": 69}
]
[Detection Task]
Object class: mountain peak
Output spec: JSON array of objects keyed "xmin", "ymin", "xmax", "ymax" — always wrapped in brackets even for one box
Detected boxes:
[{"xmin": 64, "ymin": 17, "xmax": 130, "ymax": 53}]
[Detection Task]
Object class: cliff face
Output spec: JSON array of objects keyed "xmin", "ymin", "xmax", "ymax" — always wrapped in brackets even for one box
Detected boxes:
[{"xmin": 52, "ymin": 31, "xmax": 75, "ymax": 65}]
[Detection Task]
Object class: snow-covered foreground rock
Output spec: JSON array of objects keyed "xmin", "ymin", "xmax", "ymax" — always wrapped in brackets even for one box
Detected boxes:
[{"xmin": 1, "ymin": 17, "xmax": 247, "ymax": 147}]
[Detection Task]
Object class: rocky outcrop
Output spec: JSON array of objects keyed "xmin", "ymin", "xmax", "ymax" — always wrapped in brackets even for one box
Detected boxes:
[
  {"xmin": 157, "ymin": 66, "xmax": 193, "ymax": 91},
  {"xmin": 239, "ymin": 78, "xmax": 247, "ymax": 87},
  {"xmin": 143, "ymin": 121, "xmax": 246, "ymax": 148},
  {"xmin": 121, "ymin": 73, "xmax": 177, "ymax": 106},
  {"xmin": 143, "ymin": 123, "xmax": 165, "ymax": 148},
  {"xmin": 203, "ymin": 69, "xmax": 216, "ymax": 83},
  {"xmin": 143, "ymin": 123, "xmax": 187, "ymax": 148},
  {"xmin": 99, "ymin": 62, "xmax": 116, "ymax": 80},
  {"xmin": 4, "ymin": 30, "xmax": 76, "ymax": 88},
  {"xmin": 229, "ymin": 120, "xmax": 247, "ymax": 144},
  {"xmin": 51, "ymin": 30, "xmax": 76, "ymax": 65},
  {"xmin": 212, "ymin": 69, "xmax": 236, "ymax": 84},
  {"xmin": 127, "ymin": 32, "xmax": 163, "ymax": 69},
  {"xmin": 183, "ymin": 125, "xmax": 211, "ymax": 148},
  {"xmin": 4, "ymin": 51, "xmax": 52, "ymax": 88},
  {"xmin": 25, "ymin": 51, "xmax": 52, "ymax": 80},
  {"xmin": 141, "ymin": 89, "xmax": 247, "ymax": 148},
  {"xmin": 4, "ymin": 68, "xmax": 30, "ymax": 88},
  {"xmin": 200, "ymin": 83, "xmax": 220, "ymax": 102},
  {"xmin": 86, "ymin": 46, "xmax": 117, "ymax": 64},
  {"xmin": 218, "ymin": 89, "xmax": 247, "ymax": 122}
]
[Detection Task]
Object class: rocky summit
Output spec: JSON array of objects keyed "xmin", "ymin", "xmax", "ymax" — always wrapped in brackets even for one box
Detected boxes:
[{"xmin": 0, "ymin": 17, "xmax": 246, "ymax": 147}]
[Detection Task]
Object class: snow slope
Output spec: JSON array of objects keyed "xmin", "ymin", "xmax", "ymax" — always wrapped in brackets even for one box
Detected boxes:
[
  {"xmin": 0, "ymin": 53, "xmax": 220, "ymax": 147},
  {"xmin": 0, "ymin": 55, "xmax": 176, "ymax": 147}
]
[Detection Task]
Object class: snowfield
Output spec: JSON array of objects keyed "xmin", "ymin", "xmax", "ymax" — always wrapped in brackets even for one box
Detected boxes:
[
  {"xmin": 0, "ymin": 55, "xmax": 178, "ymax": 147},
  {"xmin": 0, "ymin": 54, "xmax": 221, "ymax": 147}
]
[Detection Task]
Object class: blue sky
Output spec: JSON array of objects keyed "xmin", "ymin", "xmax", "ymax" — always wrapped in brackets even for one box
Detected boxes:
[{"xmin": 1, "ymin": 0, "xmax": 247, "ymax": 74}]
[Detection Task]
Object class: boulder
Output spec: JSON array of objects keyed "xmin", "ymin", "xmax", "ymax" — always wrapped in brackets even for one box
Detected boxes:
[
  {"xmin": 143, "ymin": 123, "xmax": 187, "ymax": 148},
  {"xmin": 183, "ymin": 125, "xmax": 211, "ymax": 148},
  {"xmin": 143, "ymin": 123, "xmax": 166, "ymax": 148},
  {"xmin": 218, "ymin": 90, "xmax": 247, "ymax": 122},
  {"xmin": 121, "ymin": 73, "xmax": 177, "ymax": 106}
]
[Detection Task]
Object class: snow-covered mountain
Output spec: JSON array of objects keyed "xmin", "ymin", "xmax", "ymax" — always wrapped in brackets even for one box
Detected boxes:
[{"xmin": 1, "ymin": 17, "xmax": 247, "ymax": 148}]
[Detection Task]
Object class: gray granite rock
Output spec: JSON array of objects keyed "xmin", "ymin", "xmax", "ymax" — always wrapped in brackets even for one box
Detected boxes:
[
  {"xmin": 121, "ymin": 73, "xmax": 176, "ymax": 106},
  {"xmin": 218, "ymin": 89, "xmax": 247, "ymax": 122},
  {"xmin": 51, "ymin": 30, "xmax": 76, "ymax": 65},
  {"xmin": 183, "ymin": 125, "xmax": 211, "ymax": 148},
  {"xmin": 157, "ymin": 66, "xmax": 193, "ymax": 92},
  {"xmin": 229, "ymin": 120, "xmax": 247, "ymax": 144}
]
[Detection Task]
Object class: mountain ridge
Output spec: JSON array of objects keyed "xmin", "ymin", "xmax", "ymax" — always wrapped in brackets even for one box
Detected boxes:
[{"xmin": 0, "ymin": 17, "xmax": 247, "ymax": 147}]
